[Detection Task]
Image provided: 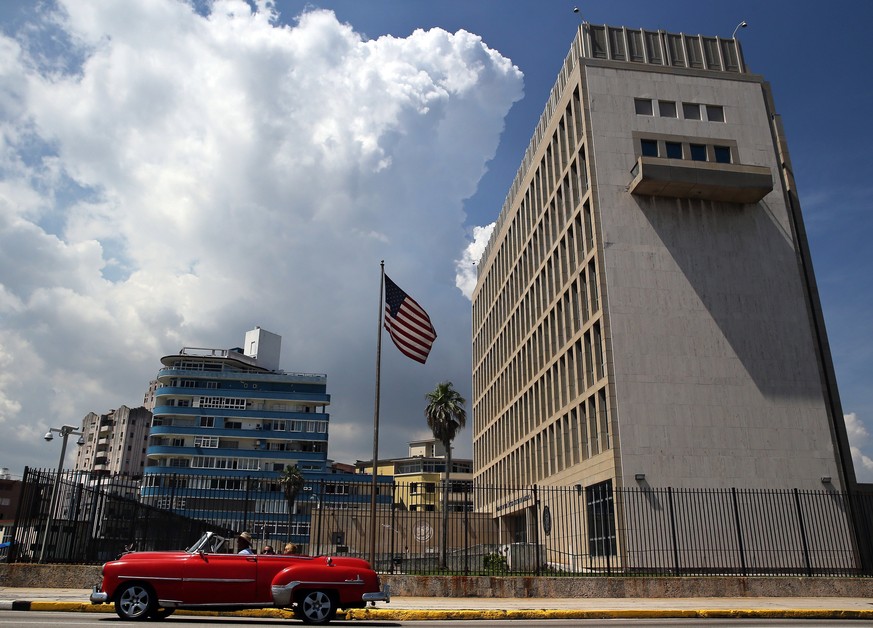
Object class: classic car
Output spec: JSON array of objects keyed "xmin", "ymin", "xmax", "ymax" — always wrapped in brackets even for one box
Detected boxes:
[{"xmin": 90, "ymin": 531, "xmax": 390, "ymax": 623}]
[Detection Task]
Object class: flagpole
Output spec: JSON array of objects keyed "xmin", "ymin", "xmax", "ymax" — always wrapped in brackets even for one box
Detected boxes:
[{"xmin": 369, "ymin": 261, "xmax": 385, "ymax": 566}]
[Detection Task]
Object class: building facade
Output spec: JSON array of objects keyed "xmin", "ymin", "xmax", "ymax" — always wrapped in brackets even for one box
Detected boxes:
[
  {"xmin": 472, "ymin": 23, "xmax": 853, "ymax": 512},
  {"xmin": 74, "ymin": 405, "xmax": 152, "ymax": 477},
  {"xmin": 357, "ymin": 439, "xmax": 474, "ymax": 512},
  {"xmin": 142, "ymin": 327, "xmax": 332, "ymax": 534}
]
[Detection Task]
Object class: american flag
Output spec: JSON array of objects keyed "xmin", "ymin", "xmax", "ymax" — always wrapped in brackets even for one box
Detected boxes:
[{"xmin": 383, "ymin": 274, "xmax": 437, "ymax": 364}]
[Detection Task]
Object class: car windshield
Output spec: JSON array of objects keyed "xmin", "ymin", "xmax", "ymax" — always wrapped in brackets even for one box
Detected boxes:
[{"xmin": 186, "ymin": 532, "xmax": 228, "ymax": 554}]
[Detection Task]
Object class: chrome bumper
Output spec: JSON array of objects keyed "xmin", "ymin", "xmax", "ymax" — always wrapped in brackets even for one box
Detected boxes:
[
  {"xmin": 363, "ymin": 584, "xmax": 390, "ymax": 604},
  {"xmin": 90, "ymin": 586, "xmax": 109, "ymax": 605}
]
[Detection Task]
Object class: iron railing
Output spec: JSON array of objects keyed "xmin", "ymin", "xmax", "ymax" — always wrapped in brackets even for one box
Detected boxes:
[
  {"xmin": 8, "ymin": 467, "xmax": 873, "ymax": 576},
  {"xmin": 8, "ymin": 468, "xmax": 233, "ymax": 563}
]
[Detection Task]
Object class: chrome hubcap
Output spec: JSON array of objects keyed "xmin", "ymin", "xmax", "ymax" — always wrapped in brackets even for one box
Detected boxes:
[
  {"xmin": 119, "ymin": 585, "xmax": 149, "ymax": 618},
  {"xmin": 303, "ymin": 591, "xmax": 331, "ymax": 621}
]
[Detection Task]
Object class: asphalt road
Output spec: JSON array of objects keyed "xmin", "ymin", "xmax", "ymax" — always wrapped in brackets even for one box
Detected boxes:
[{"xmin": 5, "ymin": 611, "xmax": 873, "ymax": 627}]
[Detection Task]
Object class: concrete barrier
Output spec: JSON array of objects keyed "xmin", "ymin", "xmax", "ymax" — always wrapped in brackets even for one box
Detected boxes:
[
  {"xmin": 3, "ymin": 563, "xmax": 872, "ymax": 598},
  {"xmin": 380, "ymin": 573, "xmax": 873, "ymax": 598}
]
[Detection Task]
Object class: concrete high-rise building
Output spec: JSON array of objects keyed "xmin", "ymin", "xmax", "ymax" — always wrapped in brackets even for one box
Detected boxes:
[
  {"xmin": 75, "ymin": 405, "xmax": 152, "ymax": 477},
  {"xmin": 472, "ymin": 22, "xmax": 854, "ymax": 514}
]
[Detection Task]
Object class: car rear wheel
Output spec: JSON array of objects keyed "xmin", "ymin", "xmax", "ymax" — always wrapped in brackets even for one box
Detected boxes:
[
  {"xmin": 148, "ymin": 606, "xmax": 175, "ymax": 620},
  {"xmin": 296, "ymin": 589, "xmax": 337, "ymax": 625},
  {"xmin": 115, "ymin": 583, "xmax": 155, "ymax": 621}
]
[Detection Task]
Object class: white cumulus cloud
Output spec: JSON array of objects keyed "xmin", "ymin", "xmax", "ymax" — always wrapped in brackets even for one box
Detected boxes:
[
  {"xmin": 455, "ymin": 222, "xmax": 495, "ymax": 300},
  {"xmin": 845, "ymin": 412, "xmax": 873, "ymax": 483},
  {"xmin": 0, "ymin": 0, "xmax": 523, "ymax": 472}
]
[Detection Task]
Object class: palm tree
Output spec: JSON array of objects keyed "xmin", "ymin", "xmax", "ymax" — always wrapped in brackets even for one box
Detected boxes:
[
  {"xmin": 279, "ymin": 464, "xmax": 305, "ymax": 545},
  {"xmin": 424, "ymin": 381, "xmax": 467, "ymax": 569}
]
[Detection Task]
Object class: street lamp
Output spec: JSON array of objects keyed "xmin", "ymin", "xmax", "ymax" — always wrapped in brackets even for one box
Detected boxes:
[
  {"xmin": 731, "ymin": 20, "xmax": 748, "ymax": 39},
  {"xmin": 39, "ymin": 424, "xmax": 84, "ymax": 563}
]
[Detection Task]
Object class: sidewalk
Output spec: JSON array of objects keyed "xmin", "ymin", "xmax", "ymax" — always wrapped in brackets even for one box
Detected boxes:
[{"xmin": 2, "ymin": 587, "xmax": 873, "ymax": 620}]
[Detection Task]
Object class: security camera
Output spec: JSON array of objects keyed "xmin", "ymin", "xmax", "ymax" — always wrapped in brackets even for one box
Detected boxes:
[{"xmin": 44, "ymin": 431, "xmax": 54, "ymax": 442}]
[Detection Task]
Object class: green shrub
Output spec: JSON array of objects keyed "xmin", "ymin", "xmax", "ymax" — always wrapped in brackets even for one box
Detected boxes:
[{"xmin": 483, "ymin": 551, "xmax": 508, "ymax": 573}]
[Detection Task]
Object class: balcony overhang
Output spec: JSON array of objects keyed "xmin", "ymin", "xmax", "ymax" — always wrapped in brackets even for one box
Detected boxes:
[{"xmin": 629, "ymin": 156, "xmax": 773, "ymax": 204}]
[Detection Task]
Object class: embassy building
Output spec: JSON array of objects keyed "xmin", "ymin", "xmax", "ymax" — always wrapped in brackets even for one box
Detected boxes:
[{"xmin": 471, "ymin": 22, "xmax": 856, "ymax": 537}]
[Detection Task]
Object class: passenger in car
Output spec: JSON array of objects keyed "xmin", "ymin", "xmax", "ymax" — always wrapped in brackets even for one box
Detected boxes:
[{"xmin": 237, "ymin": 531, "xmax": 254, "ymax": 555}]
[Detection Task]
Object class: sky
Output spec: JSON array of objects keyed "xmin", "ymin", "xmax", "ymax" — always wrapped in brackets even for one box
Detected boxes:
[{"xmin": 0, "ymin": 0, "xmax": 870, "ymax": 482}]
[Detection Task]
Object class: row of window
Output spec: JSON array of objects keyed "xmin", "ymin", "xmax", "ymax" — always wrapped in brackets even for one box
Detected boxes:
[
  {"xmin": 635, "ymin": 98, "xmax": 725, "ymax": 122},
  {"xmin": 407, "ymin": 481, "xmax": 474, "ymax": 494},
  {"xmin": 160, "ymin": 435, "xmax": 324, "ymax": 451},
  {"xmin": 640, "ymin": 138, "xmax": 732, "ymax": 164},
  {"xmin": 476, "ymin": 384, "xmax": 610, "ymax": 488},
  {"xmin": 198, "ymin": 396, "xmax": 248, "ymax": 409},
  {"xmin": 395, "ymin": 461, "xmax": 474, "ymax": 474},
  {"xmin": 473, "ymin": 84, "xmax": 614, "ymax": 486},
  {"xmin": 158, "ymin": 415, "xmax": 328, "ymax": 433},
  {"xmin": 191, "ymin": 456, "xmax": 261, "ymax": 470}
]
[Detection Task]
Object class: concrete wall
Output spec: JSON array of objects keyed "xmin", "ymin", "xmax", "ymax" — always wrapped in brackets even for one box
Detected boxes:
[
  {"xmin": 3, "ymin": 563, "xmax": 872, "ymax": 598},
  {"xmin": 585, "ymin": 63, "xmax": 841, "ymax": 491}
]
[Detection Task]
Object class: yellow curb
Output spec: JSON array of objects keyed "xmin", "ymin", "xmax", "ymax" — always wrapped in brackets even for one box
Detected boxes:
[
  {"xmin": 346, "ymin": 608, "xmax": 873, "ymax": 621},
  {"xmin": 21, "ymin": 602, "xmax": 873, "ymax": 621}
]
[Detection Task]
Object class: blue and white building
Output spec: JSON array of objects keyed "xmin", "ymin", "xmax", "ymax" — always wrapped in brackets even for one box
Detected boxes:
[{"xmin": 142, "ymin": 327, "xmax": 333, "ymax": 539}]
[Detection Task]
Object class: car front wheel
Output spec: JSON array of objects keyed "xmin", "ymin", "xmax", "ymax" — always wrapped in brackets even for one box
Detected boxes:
[
  {"xmin": 115, "ymin": 583, "xmax": 155, "ymax": 621},
  {"xmin": 296, "ymin": 589, "xmax": 337, "ymax": 625}
]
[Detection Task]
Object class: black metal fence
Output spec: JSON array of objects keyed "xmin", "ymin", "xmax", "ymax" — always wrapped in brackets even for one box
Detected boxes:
[
  {"xmin": 8, "ymin": 467, "xmax": 873, "ymax": 576},
  {"xmin": 8, "ymin": 468, "xmax": 233, "ymax": 564}
]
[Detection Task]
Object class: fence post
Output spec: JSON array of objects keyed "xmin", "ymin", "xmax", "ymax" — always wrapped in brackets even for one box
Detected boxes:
[
  {"xmin": 667, "ymin": 486, "xmax": 680, "ymax": 576},
  {"xmin": 316, "ymin": 480, "xmax": 324, "ymax": 557},
  {"xmin": 532, "ymin": 485, "xmax": 541, "ymax": 575},
  {"xmin": 605, "ymin": 482, "xmax": 612, "ymax": 575},
  {"xmin": 793, "ymin": 488, "xmax": 812, "ymax": 576},
  {"xmin": 731, "ymin": 487, "xmax": 747, "ymax": 576},
  {"xmin": 127, "ymin": 486, "xmax": 140, "ymax": 554},
  {"xmin": 7, "ymin": 467, "xmax": 30, "ymax": 563},
  {"xmin": 464, "ymin": 483, "xmax": 470, "ymax": 574},
  {"xmin": 242, "ymin": 476, "xmax": 250, "ymax": 532},
  {"xmin": 68, "ymin": 480, "xmax": 84, "ymax": 563},
  {"xmin": 389, "ymin": 482, "xmax": 397, "ymax": 571}
]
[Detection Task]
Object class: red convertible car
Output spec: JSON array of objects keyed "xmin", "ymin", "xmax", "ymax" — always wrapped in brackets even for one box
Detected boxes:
[{"xmin": 90, "ymin": 531, "xmax": 390, "ymax": 623}]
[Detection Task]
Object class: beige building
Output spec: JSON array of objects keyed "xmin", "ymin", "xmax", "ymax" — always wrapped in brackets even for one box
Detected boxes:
[
  {"xmin": 75, "ymin": 405, "xmax": 152, "ymax": 477},
  {"xmin": 357, "ymin": 439, "xmax": 474, "ymax": 512},
  {"xmin": 472, "ymin": 22, "xmax": 854, "ymax": 511}
]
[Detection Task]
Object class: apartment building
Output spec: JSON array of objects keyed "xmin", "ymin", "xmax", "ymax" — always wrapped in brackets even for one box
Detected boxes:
[
  {"xmin": 75, "ymin": 405, "xmax": 151, "ymax": 477},
  {"xmin": 142, "ymin": 327, "xmax": 331, "ymax": 532}
]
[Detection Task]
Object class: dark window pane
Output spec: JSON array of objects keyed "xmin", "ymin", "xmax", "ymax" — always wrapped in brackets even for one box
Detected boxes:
[
  {"xmin": 641, "ymin": 139, "xmax": 658, "ymax": 157},
  {"xmin": 634, "ymin": 98, "xmax": 653, "ymax": 115},
  {"xmin": 707, "ymin": 105, "xmax": 725, "ymax": 122},
  {"xmin": 586, "ymin": 479, "xmax": 616, "ymax": 557},
  {"xmin": 683, "ymin": 103, "xmax": 701, "ymax": 120},
  {"xmin": 658, "ymin": 100, "xmax": 677, "ymax": 118},
  {"xmin": 714, "ymin": 145, "xmax": 731, "ymax": 163},
  {"xmin": 690, "ymin": 144, "xmax": 707, "ymax": 161},
  {"xmin": 665, "ymin": 142, "xmax": 683, "ymax": 159}
]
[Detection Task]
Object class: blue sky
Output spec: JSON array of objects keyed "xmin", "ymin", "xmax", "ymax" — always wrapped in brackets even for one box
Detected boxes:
[{"xmin": 0, "ymin": 0, "xmax": 870, "ymax": 481}]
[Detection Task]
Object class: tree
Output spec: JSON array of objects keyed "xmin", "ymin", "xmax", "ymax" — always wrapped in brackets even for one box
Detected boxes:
[
  {"xmin": 279, "ymin": 464, "xmax": 305, "ymax": 543},
  {"xmin": 424, "ymin": 381, "xmax": 467, "ymax": 569}
]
